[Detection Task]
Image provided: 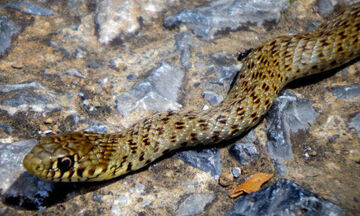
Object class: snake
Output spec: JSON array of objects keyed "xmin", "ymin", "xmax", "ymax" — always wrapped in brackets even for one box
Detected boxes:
[{"xmin": 23, "ymin": 3, "xmax": 360, "ymax": 182}]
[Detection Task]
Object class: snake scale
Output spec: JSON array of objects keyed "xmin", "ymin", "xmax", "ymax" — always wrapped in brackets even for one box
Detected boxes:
[{"xmin": 23, "ymin": 3, "xmax": 360, "ymax": 182}]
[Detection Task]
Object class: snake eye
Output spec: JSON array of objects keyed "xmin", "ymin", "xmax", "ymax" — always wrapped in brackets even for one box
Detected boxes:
[{"xmin": 58, "ymin": 156, "xmax": 74, "ymax": 172}]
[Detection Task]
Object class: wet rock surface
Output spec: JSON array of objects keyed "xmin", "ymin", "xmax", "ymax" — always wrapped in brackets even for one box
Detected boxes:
[
  {"xmin": 0, "ymin": 0, "xmax": 360, "ymax": 215},
  {"xmin": 226, "ymin": 178, "xmax": 343, "ymax": 216}
]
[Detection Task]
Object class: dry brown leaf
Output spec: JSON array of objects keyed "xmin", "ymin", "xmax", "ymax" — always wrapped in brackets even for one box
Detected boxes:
[{"xmin": 229, "ymin": 172, "xmax": 273, "ymax": 198}]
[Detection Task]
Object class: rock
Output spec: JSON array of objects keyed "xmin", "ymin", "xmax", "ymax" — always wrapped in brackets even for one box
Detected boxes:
[
  {"xmin": 5, "ymin": 1, "xmax": 54, "ymax": 16},
  {"xmin": 0, "ymin": 140, "xmax": 35, "ymax": 191},
  {"xmin": 329, "ymin": 84, "xmax": 360, "ymax": 99},
  {"xmin": 0, "ymin": 83, "xmax": 61, "ymax": 115},
  {"xmin": 202, "ymin": 91, "xmax": 223, "ymax": 106},
  {"xmin": 316, "ymin": 0, "xmax": 335, "ymax": 17},
  {"xmin": 65, "ymin": 68, "xmax": 86, "ymax": 79},
  {"xmin": 348, "ymin": 113, "xmax": 360, "ymax": 132},
  {"xmin": 0, "ymin": 124, "xmax": 12, "ymax": 134},
  {"xmin": 229, "ymin": 130, "xmax": 259, "ymax": 167},
  {"xmin": 1, "ymin": 91, "xmax": 48, "ymax": 107},
  {"xmin": 0, "ymin": 82, "xmax": 43, "ymax": 93},
  {"xmin": 84, "ymin": 123, "xmax": 108, "ymax": 134},
  {"xmin": 95, "ymin": 0, "xmax": 140, "ymax": 44},
  {"xmin": 266, "ymin": 90, "xmax": 317, "ymax": 175},
  {"xmin": 175, "ymin": 193, "xmax": 215, "ymax": 216},
  {"xmin": 176, "ymin": 148, "xmax": 222, "ymax": 179},
  {"xmin": 164, "ymin": 0, "xmax": 289, "ymax": 40},
  {"xmin": 226, "ymin": 178, "xmax": 343, "ymax": 216},
  {"xmin": 115, "ymin": 62, "xmax": 184, "ymax": 117},
  {"xmin": 231, "ymin": 167, "xmax": 241, "ymax": 178},
  {"xmin": 0, "ymin": 16, "xmax": 21, "ymax": 57},
  {"xmin": 87, "ymin": 59, "xmax": 105, "ymax": 69},
  {"xmin": 174, "ymin": 32, "xmax": 196, "ymax": 71}
]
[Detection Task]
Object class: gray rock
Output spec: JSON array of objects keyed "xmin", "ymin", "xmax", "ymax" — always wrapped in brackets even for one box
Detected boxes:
[
  {"xmin": 84, "ymin": 123, "xmax": 108, "ymax": 134},
  {"xmin": 116, "ymin": 62, "xmax": 184, "ymax": 117},
  {"xmin": 65, "ymin": 68, "xmax": 86, "ymax": 79},
  {"xmin": 0, "ymin": 16, "xmax": 21, "ymax": 56},
  {"xmin": 1, "ymin": 91, "xmax": 48, "ymax": 107},
  {"xmin": 95, "ymin": 0, "xmax": 140, "ymax": 44},
  {"xmin": 176, "ymin": 193, "xmax": 215, "ymax": 216},
  {"xmin": 87, "ymin": 59, "xmax": 105, "ymax": 69},
  {"xmin": 202, "ymin": 91, "xmax": 223, "ymax": 106},
  {"xmin": 0, "ymin": 84, "xmax": 61, "ymax": 115},
  {"xmin": 266, "ymin": 90, "xmax": 317, "ymax": 176},
  {"xmin": 229, "ymin": 130, "xmax": 259, "ymax": 167},
  {"xmin": 0, "ymin": 140, "xmax": 36, "ymax": 192},
  {"xmin": 316, "ymin": 0, "xmax": 335, "ymax": 17},
  {"xmin": 0, "ymin": 123, "xmax": 12, "ymax": 134},
  {"xmin": 5, "ymin": 1, "xmax": 54, "ymax": 16},
  {"xmin": 226, "ymin": 178, "xmax": 343, "ymax": 216},
  {"xmin": 330, "ymin": 84, "xmax": 360, "ymax": 99},
  {"xmin": 174, "ymin": 32, "xmax": 196, "ymax": 71},
  {"xmin": 164, "ymin": 0, "xmax": 289, "ymax": 40},
  {"xmin": 231, "ymin": 167, "xmax": 241, "ymax": 178},
  {"xmin": 348, "ymin": 113, "xmax": 360, "ymax": 132},
  {"xmin": 0, "ymin": 81, "xmax": 43, "ymax": 93},
  {"xmin": 176, "ymin": 148, "xmax": 221, "ymax": 179}
]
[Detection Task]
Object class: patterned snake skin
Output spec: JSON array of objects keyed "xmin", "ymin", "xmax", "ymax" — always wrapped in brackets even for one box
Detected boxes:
[{"xmin": 23, "ymin": 3, "xmax": 360, "ymax": 182}]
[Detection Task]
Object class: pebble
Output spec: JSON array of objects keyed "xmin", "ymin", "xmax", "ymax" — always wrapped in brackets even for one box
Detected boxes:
[{"xmin": 231, "ymin": 167, "xmax": 241, "ymax": 178}]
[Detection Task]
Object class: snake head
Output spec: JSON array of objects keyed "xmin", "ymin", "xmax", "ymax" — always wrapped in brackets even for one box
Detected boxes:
[{"xmin": 23, "ymin": 132, "xmax": 116, "ymax": 182}]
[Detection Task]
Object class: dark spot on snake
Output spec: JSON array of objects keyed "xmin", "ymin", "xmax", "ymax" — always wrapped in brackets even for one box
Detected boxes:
[
  {"xmin": 337, "ymin": 46, "xmax": 343, "ymax": 52},
  {"xmin": 77, "ymin": 168, "xmax": 84, "ymax": 178},
  {"xmin": 87, "ymin": 168, "xmax": 95, "ymax": 176},
  {"xmin": 170, "ymin": 135, "xmax": 177, "ymax": 142},
  {"xmin": 162, "ymin": 149, "xmax": 170, "ymax": 155},
  {"xmin": 190, "ymin": 132, "xmax": 198, "ymax": 141},
  {"xmin": 139, "ymin": 152, "xmax": 145, "ymax": 161},
  {"xmin": 143, "ymin": 138, "xmax": 151, "ymax": 146},
  {"xmin": 270, "ymin": 40, "xmax": 276, "ymax": 46},
  {"xmin": 161, "ymin": 117, "xmax": 170, "ymax": 123},
  {"xmin": 156, "ymin": 127, "xmax": 165, "ymax": 135},
  {"xmin": 127, "ymin": 162, "xmax": 132, "ymax": 172},
  {"xmin": 145, "ymin": 159, "xmax": 151, "ymax": 164},
  {"xmin": 250, "ymin": 112, "xmax": 257, "ymax": 118},
  {"xmin": 330, "ymin": 60, "xmax": 337, "ymax": 66},
  {"xmin": 198, "ymin": 119, "xmax": 206, "ymax": 123}
]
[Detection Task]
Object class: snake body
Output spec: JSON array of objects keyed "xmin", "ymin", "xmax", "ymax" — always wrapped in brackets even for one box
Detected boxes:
[{"xmin": 23, "ymin": 3, "xmax": 360, "ymax": 182}]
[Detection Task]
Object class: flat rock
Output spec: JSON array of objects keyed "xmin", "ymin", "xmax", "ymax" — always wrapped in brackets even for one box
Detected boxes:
[
  {"xmin": 226, "ymin": 178, "xmax": 343, "ymax": 216},
  {"xmin": 176, "ymin": 148, "xmax": 222, "ymax": 180},
  {"xmin": 329, "ymin": 84, "xmax": 360, "ymax": 99},
  {"xmin": 115, "ymin": 62, "xmax": 184, "ymax": 117},
  {"xmin": 266, "ymin": 90, "xmax": 317, "ymax": 175},
  {"xmin": 164, "ymin": 0, "xmax": 289, "ymax": 40}
]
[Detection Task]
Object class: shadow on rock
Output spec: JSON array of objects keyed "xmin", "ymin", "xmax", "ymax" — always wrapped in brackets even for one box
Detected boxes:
[{"xmin": 2, "ymin": 172, "xmax": 113, "ymax": 210}]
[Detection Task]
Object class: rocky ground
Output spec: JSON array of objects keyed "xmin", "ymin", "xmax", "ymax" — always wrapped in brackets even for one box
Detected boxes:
[{"xmin": 0, "ymin": 0, "xmax": 359, "ymax": 215}]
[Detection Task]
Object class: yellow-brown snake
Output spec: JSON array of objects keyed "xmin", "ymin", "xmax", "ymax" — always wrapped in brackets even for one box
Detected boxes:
[{"xmin": 23, "ymin": 3, "xmax": 360, "ymax": 182}]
